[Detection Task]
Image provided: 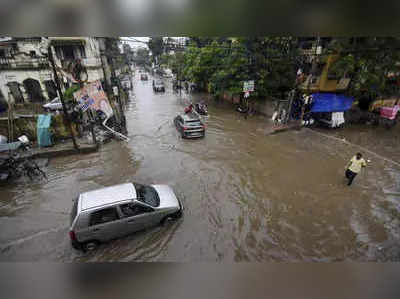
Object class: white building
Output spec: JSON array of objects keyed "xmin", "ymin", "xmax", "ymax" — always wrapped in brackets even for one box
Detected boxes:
[{"xmin": 0, "ymin": 37, "xmax": 104, "ymax": 106}]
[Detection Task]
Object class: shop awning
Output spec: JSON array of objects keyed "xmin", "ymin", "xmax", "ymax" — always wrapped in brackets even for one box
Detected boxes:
[{"xmin": 310, "ymin": 93, "xmax": 354, "ymax": 113}]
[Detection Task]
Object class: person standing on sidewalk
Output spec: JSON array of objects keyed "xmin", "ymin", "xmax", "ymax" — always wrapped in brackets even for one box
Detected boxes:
[{"xmin": 345, "ymin": 153, "xmax": 367, "ymax": 186}]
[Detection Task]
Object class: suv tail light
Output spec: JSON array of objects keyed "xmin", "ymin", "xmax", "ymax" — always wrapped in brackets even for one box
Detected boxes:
[
  {"xmin": 201, "ymin": 124, "xmax": 206, "ymax": 129},
  {"xmin": 69, "ymin": 231, "xmax": 76, "ymax": 241},
  {"xmin": 183, "ymin": 127, "xmax": 188, "ymax": 131}
]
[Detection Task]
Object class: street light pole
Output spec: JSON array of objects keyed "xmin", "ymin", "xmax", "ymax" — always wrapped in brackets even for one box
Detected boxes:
[{"xmin": 47, "ymin": 45, "xmax": 79, "ymax": 151}]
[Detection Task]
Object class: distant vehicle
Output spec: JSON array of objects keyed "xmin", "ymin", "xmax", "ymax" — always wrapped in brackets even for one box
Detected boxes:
[
  {"xmin": 174, "ymin": 113, "xmax": 205, "ymax": 138},
  {"xmin": 194, "ymin": 103, "xmax": 208, "ymax": 116},
  {"xmin": 43, "ymin": 98, "xmax": 62, "ymax": 111},
  {"xmin": 69, "ymin": 183, "xmax": 183, "ymax": 251},
  {"xmin": 140, "ymin": 74, "xmax": 148, "ymax": 81},
  {"xmin": 164, "ymin": 69, "xmax": 173, "ymax": 78},
  {"xmin": 153, "ymin": 79, "xmax": 165, "ymax": 92}
]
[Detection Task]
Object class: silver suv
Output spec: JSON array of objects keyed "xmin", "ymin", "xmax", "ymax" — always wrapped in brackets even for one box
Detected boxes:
[
  {"xmin": 153, "ymin": 79, "xmax": 165, "ymax": 92},
  {"xmin": 174, "ymin": 113, "xmax": 205, "ymax": 138},
  {"xmin": 69, "ymin": 183, "xmax": 183, "ymax": 251}
]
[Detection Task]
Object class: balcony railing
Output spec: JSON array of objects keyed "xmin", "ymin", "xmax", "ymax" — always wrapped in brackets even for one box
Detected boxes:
[
  {"xmin": 82, "ymin": 57, "xmax": 101, "ymax": 67},
  {"xmin": 0, "ymin": 57, "xmax": 49, "ymax": 69},
  {"xmin": 57, "ymin": 57, "xmax": 102, "ymax": 69}
]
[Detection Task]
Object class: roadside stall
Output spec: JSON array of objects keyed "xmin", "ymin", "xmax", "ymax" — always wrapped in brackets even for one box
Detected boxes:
[
  {"xmin": 307, "ymin": 93, "xmax": 354, "ymax": 128},
  {"xmin": 369, "ymin": 97, "xmax": 399, "ymax": 128}
]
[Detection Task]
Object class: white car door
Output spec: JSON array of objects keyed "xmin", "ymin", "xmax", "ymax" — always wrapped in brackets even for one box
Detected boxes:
[{"xmin": 118, "ymin": 203, "xmax": 157, "ymax": 234}]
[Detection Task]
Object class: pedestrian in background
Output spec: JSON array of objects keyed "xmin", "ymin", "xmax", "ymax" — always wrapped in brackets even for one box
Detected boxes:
[{"xmin": 345, "ymin": 152, "xmax": 367, "ymax": 186}]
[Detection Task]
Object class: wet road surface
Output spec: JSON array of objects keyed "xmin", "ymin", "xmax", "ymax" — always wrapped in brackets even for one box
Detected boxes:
[{"xmin": 1, "ymin": 72, "xmax": 400, "ymax": 261}]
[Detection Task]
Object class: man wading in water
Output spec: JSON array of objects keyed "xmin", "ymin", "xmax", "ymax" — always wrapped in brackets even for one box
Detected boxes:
[{"xmin": 345, "ymin": 152, "xmax": 367, "ymax": 186}]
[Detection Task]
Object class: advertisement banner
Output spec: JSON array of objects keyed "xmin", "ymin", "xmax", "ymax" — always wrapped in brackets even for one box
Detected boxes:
[{"xmin": 74, "ymin": 80, "xmax": 113, "ymax": 117}]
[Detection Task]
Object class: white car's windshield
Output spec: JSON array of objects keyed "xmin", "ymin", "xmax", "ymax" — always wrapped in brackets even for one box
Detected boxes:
[{"xmin": 134, "ymin": 184, "xmax": 160, "ymax": 207}]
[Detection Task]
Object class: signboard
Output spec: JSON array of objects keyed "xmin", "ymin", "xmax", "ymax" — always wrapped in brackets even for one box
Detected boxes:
[
  {"xmin": 113, "ymin": 86, "xmax": 119, "ymax": 96},
  {"xmin": 243, "ymin": 80, "xmax": 254, "ymax": 92},
  {"xmin": 5, "ymin": 74, "xmax": 16, "ymax": 81},
  {"xmin": 77, "ymin": 95, "xmax": 94, "ymax": 112},
  {"xmin": 74, "ymin": 80, "xmax": 113, "ymax": 117}
]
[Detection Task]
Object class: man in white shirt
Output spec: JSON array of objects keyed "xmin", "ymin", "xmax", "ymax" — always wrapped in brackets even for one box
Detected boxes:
[{"xmin": 345, "ymin": 152, "xmax": 367, "ymax": 186}]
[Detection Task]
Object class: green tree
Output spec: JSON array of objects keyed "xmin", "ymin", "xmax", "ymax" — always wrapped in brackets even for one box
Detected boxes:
[
  {"xmin": 327, "ymin": 37, "xmax": 400, "ymax": 100},
  {"xmin": 182, "ymin": 37, "xmax": 300, "ymax": 99},
  {"xmin": 148, "ymin": 37, "xmax": 164, "ymax": 65},
  {"xmin": 134, "ymin": 47, "xmax": 150, "ymax": 66}
]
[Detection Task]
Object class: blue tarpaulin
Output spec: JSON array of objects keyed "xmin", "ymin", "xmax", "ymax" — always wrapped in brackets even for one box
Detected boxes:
[
  {"xmin": 37, "ymin": 114, "xmax": 52, "ymax": 147},
  {"xmin": 310, "ymin": 93, "xmax": 354, "ymax": 113}
]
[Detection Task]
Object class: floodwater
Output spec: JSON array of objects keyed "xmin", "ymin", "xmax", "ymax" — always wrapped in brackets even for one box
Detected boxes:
[{"xmin": 1, "ymin": 72, "xmax": 399, "ymax": 262}]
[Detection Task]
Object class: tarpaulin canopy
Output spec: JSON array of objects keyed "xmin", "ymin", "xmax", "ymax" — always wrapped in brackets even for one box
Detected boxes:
[
  {"xmin": 37, "ymin": 114, "xmax": 52, "ymax": 147},
  {"xmin": 310, "ymin": 93, "xmax": 354, "ymax": 113}
]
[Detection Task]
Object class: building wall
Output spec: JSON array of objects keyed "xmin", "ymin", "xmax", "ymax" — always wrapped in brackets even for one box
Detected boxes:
[
  {"xmin": 0, "ymin": 37, "xmax": 104, "ymax": 104},
  {"xmin": 15, "ymin": 39, "xmax": 43, "ymax": 58},
  {"xmin": 0, "ymin": 69, "xmax": 53, "ymax": 103}
]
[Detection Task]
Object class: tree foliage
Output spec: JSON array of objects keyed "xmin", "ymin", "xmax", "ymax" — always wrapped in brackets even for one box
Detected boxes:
[
  {"xmin": 169, "ymin": 37, "xmax": 400, "ymax": 101},
  {"xmin": 134, "ymin": 47, "xmax": 150, "ymax": 66},
  {"xmin": 180, "ymin": 37, "xmax": 299, "ymax": 98},
  {"xmin": 326, "ymin": 37, "xmax": 400, "ymax": 99},
  {"xmin": 148, "ymin": 37, "xmax": 164, "ymax": 65}
]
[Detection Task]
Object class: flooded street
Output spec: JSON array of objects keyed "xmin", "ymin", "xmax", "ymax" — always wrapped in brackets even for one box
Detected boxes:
[{"xmin": 1, "ymin": 72, "xmax": 400, "ymax": 262}]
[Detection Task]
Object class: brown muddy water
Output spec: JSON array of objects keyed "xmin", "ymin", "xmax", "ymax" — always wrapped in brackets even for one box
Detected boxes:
[{"xmin": 0, "ymin": 72, "xmax": 399, "ymax": 261}]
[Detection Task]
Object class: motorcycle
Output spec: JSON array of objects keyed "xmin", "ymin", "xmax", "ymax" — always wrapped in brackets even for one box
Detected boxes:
[
  {"xmin": 195, "ymin": 103, "xmax": 208, "ymax": 115},
  {"xmin": 236, "ymin": 106, "xmax": 248, "ymax": 114}
]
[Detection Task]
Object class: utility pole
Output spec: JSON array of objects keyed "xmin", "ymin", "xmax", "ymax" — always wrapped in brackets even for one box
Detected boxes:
[
  {"xmin": 99, "ymin": 37, "xmax": 127, "ymax": 134},
  {"xmin": 7, "ymin": 94, "xmax": 14, "ymax": 142},
  {"xmin": 88, "ymin": 109, "xmax": 98, "ymax": 149},
  {"xmin": 99, "ymin": 38, "xmax": 113, "ymax": 99},
  {"xmin": 110, "ymin": 56, "xmax": 127, "ymax": 134},
  {"xmin": 298, "ymin": 36, "xmax": 321, "ymax": 124},
  {"xmin": 78, "ymin": 81, "xmax": 98, "ymax": 149},
  {"xmin": 48, "ymin": 45, "xmax": 79, "ymax": 151}
]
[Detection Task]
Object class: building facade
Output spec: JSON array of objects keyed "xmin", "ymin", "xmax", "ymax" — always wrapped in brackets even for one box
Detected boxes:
[{"xmin": 0, "ymin": 37, "xmax": 104, "ymax": 106}]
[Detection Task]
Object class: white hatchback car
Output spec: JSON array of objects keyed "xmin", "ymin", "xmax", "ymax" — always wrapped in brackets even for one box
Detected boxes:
[{"xmin": 69, "ymin": 183, "xmax": 183, "ymax": 251}]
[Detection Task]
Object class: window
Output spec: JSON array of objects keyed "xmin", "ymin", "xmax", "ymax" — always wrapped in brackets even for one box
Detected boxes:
[
  {"xmin": 119, "ymin": 203, "xmax": 153, "ymax": 217},
  {"xmin": 134, "ymin": 184, "xmax": 160, "ymax": 207},
  {"xmin": 90, "ymin": 207, "xmax": 119, "ymax": 226},
  {"xmin": 186, "ymin": 120, "xmax": 201, "ymax": 126},
  {"xmin": 29, "ymin": 51, "xmax": 36, "ymax": 57}
]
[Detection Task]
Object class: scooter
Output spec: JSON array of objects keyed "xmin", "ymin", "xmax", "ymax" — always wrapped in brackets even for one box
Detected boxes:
[
  {"xmin": 236, "ymin": 106, "xmax": 248, "ymax": 113},
  {"xmin": 195, "ymin": 103, "xmax": 208, "ymax": 115}
]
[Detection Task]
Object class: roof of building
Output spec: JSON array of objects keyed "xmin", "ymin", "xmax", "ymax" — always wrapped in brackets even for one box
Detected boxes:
[{"xmin": 79, "ymin": 183, "xmax": 137, "ymax": 211}]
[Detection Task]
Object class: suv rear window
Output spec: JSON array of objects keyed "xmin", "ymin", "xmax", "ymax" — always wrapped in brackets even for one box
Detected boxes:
[
  {"xmin": 185, "ymin": 120, "xmax": 201, "ymax": 126},
  {"xmin": 70, "ymin": 198, "xmax": 78, "ymax": 225}
]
